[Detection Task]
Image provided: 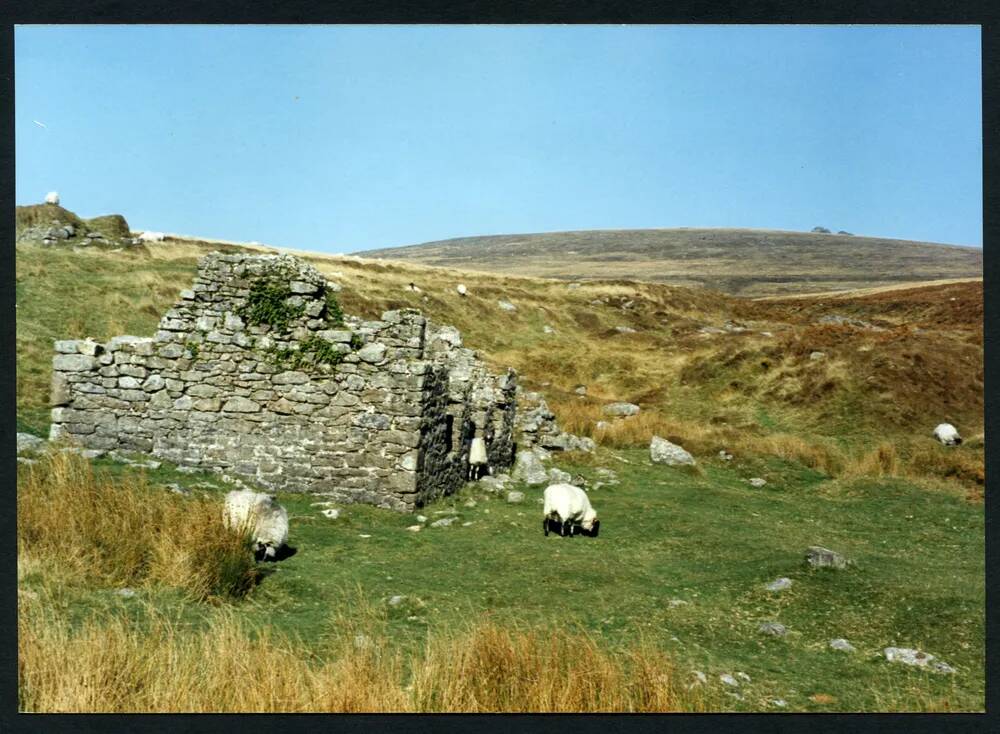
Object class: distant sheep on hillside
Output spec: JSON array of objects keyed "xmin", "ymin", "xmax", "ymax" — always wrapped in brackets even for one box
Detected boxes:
[
  {"xmin": 138, "ymin": 231, "xmax": 165, "ymax": 243},
  {"xmin": 933, "ymin": 423, "xmax": 962, "ymax": 446},
  {"xmin": 45, "ymin": 191, "xmax": 59, "ymax": 205}
]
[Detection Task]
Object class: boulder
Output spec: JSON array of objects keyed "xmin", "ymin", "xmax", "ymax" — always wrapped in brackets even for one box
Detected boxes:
[
  {"xmin": 506, "ymin": 490, "xmax": 525, "ymax": 504},
  {"xmin": 805, "ymin": 546, "xmax": 849, "ymax": 569},
  {"xmin": 497, "ymin": 300, "xmax": 517, "ymax": 312},
  {"xmin": 512, "ymin": 450, "xmax": 548, "ymax": 485},
  {"xmin": 829, "ymin": 639, "xmax": 855, "ymax": 652},
  {"xmin": 603, "ymin": 402, "xmax": 640, "ymax": 417},
  {"xmin": 764, "ymin": 577, "xmax": 792, "ymax": 592},
  {"xmin": 883, "ymin": 647, "xmax": 955, "ymax": 673},
  {"xmin": 17, "ymin": 433, "xmax": 45, "ymax": 455},
  {"xmin": 748, "ymin": 477, "xmax": 767, "ymax": 488},
  {"xmin": 548, "ymin": 467, "xmax": 572, "ymax": 484},
  {"xmin": 650, "ymin": 436, "xmax": 695, "ymax": 466},
  {"xmin": 758, "ymin": 622, "xmax": 787, "ymax": 637}
]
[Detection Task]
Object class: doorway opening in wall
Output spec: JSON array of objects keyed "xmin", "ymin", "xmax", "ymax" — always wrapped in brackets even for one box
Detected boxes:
[{"xmin": 445, "ymin": 414, "xmax": 454, "ymax": 453}]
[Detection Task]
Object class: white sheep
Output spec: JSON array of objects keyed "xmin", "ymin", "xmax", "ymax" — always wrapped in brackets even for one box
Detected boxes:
[
  {"xmin": 542, "ymin": 483, "xmax": 599, "ymax": 537},
  {"xmin": 45, "ymin": 191, "xmax": 60, "ymax": 205},
  {"xmin": 223, "ymin": 489, "xmax": 289, "ymax": 560},
  {"xmin": 138, "ymin": 231, "xmax": 165, "ymax": 242},
  {"xmin": 456, "ymin": 284, "xmax": 468, "ymax": 296},
  {"xmin": 468, "ymin": 436, "xmax": 489, "ymax": 480},
  {"xmin": 933, "ymin": 423, "xmax": 963, "ymax": 446}
]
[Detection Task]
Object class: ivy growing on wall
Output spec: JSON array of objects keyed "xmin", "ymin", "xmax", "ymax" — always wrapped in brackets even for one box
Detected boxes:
[
  {"xmin": 237, "ymin": 280, "xmax": 305, "ymax": 333},
  {"xmin": 240, "ymin": 275, "xmax": 360, "ymax": 370},
  {"xmin": 266, "ymin": 335, "xmax": 352, "ymax": 371},
  {"xmin": 324, "ymin": 290, "xmax": 345, "ymax": 327}
]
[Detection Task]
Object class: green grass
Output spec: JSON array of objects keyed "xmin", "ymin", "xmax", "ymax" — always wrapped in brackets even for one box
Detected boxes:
[{"xmin": 19, "ymin": 449, "xmax": 984, "ymax": 712}]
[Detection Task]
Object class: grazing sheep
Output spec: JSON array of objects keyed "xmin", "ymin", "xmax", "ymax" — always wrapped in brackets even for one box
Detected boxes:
[
  {"xmin": 933, "ymin": 423, "xmax": 962, "ymax": 446},
  {"xmin": 138, "ymin": 231, "xmax": 165, "ymax": 243},
  {"xmin": 468, "ymin": 436, "xmax": 489, "ymax": 480},
  {"xmin": 456, "ymin": 284, "xmax": 468, "ymax": 296},
  {"xmin": 223, "ymin": 489, "xmax": 289, "ymax": 560},
  {"xmin": 45, "ymin": 191, "xmax": 60, "ymax": 205},
  {"xmin": 542, "ymin": 483, "xmax": 599, "ymax": 538}
]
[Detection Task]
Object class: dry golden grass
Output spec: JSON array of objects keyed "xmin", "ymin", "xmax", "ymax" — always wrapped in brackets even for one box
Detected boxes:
[
  {"xmin": 17, "ymin": 450, "xmax": 260, "ymax": 600},
  {"xmin": 18, "ymin": 604, "xmax": 700, "ymax": 713}
]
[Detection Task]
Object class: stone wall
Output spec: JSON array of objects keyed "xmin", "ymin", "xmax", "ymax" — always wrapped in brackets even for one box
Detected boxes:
[{"xmin": 50, "ymin": 253, "xmax": 517, "ymax": 511}]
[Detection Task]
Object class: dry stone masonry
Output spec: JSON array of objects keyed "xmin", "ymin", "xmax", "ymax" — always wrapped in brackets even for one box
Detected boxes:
[{"xmin": 50, "ymin": 253, "xmax": 519, "ymax": 511}]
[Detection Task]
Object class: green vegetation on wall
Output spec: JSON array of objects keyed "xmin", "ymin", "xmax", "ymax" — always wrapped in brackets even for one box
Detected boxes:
[{"xmin": 237, "ymin": 279, "xmax": 305, "ymax": 333}]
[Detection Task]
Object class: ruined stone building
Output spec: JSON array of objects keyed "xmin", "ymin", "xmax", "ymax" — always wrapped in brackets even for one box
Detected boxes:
[{"xmin": 49, "ymin": 253, "xmax": 518, "ymax": 511}]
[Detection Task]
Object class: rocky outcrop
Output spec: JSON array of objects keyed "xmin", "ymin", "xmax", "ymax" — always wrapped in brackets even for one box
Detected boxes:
[{"xmin": 515, "ymin": 392, "xmax": 594, "ymax": 453}]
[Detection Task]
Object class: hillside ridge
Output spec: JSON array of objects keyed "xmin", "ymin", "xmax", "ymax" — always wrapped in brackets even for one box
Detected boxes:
[{"xmin": 353, "ymin": 227, "xmax": 982, "ymax": 297}]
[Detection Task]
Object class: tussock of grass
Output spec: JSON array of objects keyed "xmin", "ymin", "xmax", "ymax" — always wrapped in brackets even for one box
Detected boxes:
[
  {"xmin": 18, "ymin": 451, "xmax": 260, "ymax": 601},
  {"xmin": 17, "ymin": 606, "xmax": 698, "ymax": 713}
]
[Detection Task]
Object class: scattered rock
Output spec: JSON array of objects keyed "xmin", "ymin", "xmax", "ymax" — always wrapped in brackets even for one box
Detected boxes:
[
  {"xmin": 809, "ymin": 351, "xmax": 826, "ymax": 361},
  {"xmin": 17, "ymin": 432, "xmax": 45, "ymax": 454},
  {"xmin": 759, "ymin": 622, "xmax": 787, "ymax": 637},
  {"xmin": 603, "ymin": 402, "xmax": 640, "ymax": 417},
  {"xmin": 719, "ymin": 674, "xmax": 739, "ymax": 687},
  {"xmin": 718, "ymin": 450, "xmax": 733, "ymax": 461},
  {"xmin": 497, "ymin": 300, "xmax": 517, "ymax": 312},
  {"xmin": 574, "ymin": 385, "xmax": 587, "ymax": 396},
  {"xmin": 765, "ymin": 577, "xmax": 792, "ymax": 592},
  {"xmin": 321, "ymin": 508, "xmax": 341, "ymax": 519},
  {"xmin": 506, "ymin": 491, "xmax": 525, "ymax": 504},
  {"xmin": 883, "ymin": 647, "xmax": 954, "ymax": 673},
  {"xmin": 667, "ymin": 599, "xmax": 688, "ymax": 608},
  {"xmin": 736, "ymin": 672, "xmax": 751, "ymax": 683},
  {"xmin": 116, "ymin": 588, "xmax": 136, "ymax": 599},
  {"xmin": 388, "ymin": 595, "xmax": 405, "ymax": 607},
  {"xmin": 650, "ymin": 436, "xmax": 695, "ymax": 466},
  {"xmin": 748, "ymin": 477, "xmax": 767, "ymax": 488},
  {"xmin": 829, "ymin": 638, "xmax": 855, "ymax": 652},
  {"xmin": 614, "ymin": 326, "xmax": 636, "ymax": 334},
  {"xmin": 512, "ymin": 450, "xmax": 548, "ymax": 485},
  {"xmin": 430, "ymin": 517, "xmax": 457, "ymax": 528},
  {"xmin": 406, "ymin": 525, "xmax": 422, "ymax": 532},
  {"xmin": 163, "ymin": 483, "xmax": 189, "ymax": 495},
  {"xmin": 353, "ymin": 634, "xmax": 372, "ymax": 650},
  {"xmin": 416, "ymin": 515, "xmax": 428, "ymax": 523},
  {"xmin": 548, "ymin": 467, "xmax": 572, "ymax": 484},
  {"xmin": 463, "ymin": 499, "xmax": 477, "ymax": 508},
  {"xmin": 690, "ymin": 671, "xmax": 707, "ymax": 686},
  {"xmin": 478, "ymin": 475, "xmax": 510, "ymax": 494},
  {"xmin": 769, "ymin": 698, "xmax": 788, "ymax": 708},
  {"xmin": 542, "ymin": 325, "xmax": 555, "ymax": 334},
  {"xmin": 805, "ymin": 546, "xmax": 849, "ymax": 570}
]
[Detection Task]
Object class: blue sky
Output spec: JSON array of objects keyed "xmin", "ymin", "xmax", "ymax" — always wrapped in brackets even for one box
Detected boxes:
[{"xmin": 15, "ymin": 25, "xmax": 982, "ymax": 251}]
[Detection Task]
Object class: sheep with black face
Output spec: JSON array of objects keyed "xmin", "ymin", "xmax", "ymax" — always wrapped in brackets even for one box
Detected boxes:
[{"xmin": 542, "ymin": 483, "xmax": 599, "ymax": 538}]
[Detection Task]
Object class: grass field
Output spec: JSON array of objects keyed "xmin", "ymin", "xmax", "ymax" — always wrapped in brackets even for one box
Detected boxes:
[
  {"xmin": 17, "ymin": 447, "xmax": 983, "ymax": 712},
  {"xmin": 14, "ymin": 226, "xmax": 985, "ymax": 712}
]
